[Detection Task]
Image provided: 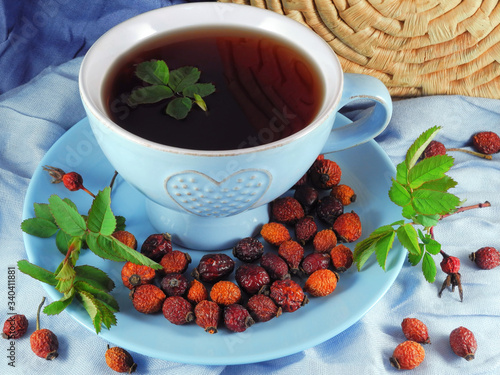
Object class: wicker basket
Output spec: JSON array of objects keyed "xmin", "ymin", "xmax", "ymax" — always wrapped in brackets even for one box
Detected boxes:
[{"xmin": 219, "ymin": 0, "xmax": 500, "ymax": 98}]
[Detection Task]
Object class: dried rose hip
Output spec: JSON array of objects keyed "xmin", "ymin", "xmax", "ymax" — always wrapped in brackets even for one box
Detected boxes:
[
  {"xmin": 160, "ymin": 250, "xmax": 191, "ymax": 274},
  {"xmin": 140, "ymin": 233, "xmax": 172, "ymax": 261},
  {"xmin": 130, "ymin": 284, "xmax": 166, "ymax": 314},
  {"xmin": 260, "ymin": 252, "xmax": 290, "ymax": 281},
  {"xmin": 232, "ymin": 237, "xmax": 264, "ymax": 263},
  {"xmin": 294, "ymin": 216, "xmax": 317, "ymax": 245},
  {"xmin": 316, "ymin": 196, "xmax": 344, "ymax": 226},
  {"xmin": 330, "ymin": 244, "xmax": 353, "ymax": 272},
  {"xmin": 304, "ymin": 269, "xmax": 338, "ymax": 297},
  {"xmin": 310, "ymin": 159, "xmax": 342, "ymax": 189},
  {"xmin": 260, "ymin": 222, "xmax": 291, "ymax": 247},
  {"xmin": 105, "ymin": 345, "xmax": 137, "ymax": 373},
  {"xmin": 271, "ymin": 196, "xmax": 305, "ymax": 225},
  {"xmin": 293, "ymin": 185, "xmax": 319, "ymax": 214},
  {"xmin": 472, "ymin": 131, "xmax": 500, "ymax": 154},
  {"xmin": 112, "ymin": 230, "xmax": 137, "ymax": 249},
  {"xmin": 247, "ymin": 294, "xmax": 282, "ymax": 322},
  {"xmin": 333, "ymin": 211, "xmax": 362, "ymax": 242},
  {"xmin": 160, "ymin": 273, "xmax": 189, "ymax": 297},
  {"xmin": 223, "ymin": 304, "xmax": 254, "ymax": 332},
  {"xmin": 192, "ymin": 253, "xmax": 235, "ymax": 283},
  {"xmin": 186, "ymin": 279, "xmax": 208, "ymax": 305},
  {"xmin": 300, "ymin": 252, "xmax": 331, "ymax": 276},
  {"xmin": 313, "ymin": 229, "xmax": 337, "ymax": 253},
  {"xmin": 270, "ymin": 279, "xmax": 308, "ymax": 313},
  {"xmin": 389, "ymin": 340, "xmax": 425, "ymax": 370},
  {"xmin": 450, "ymin": 326, "xmax": 477, "ymax": 361},
  {"xmin": 278, "ymin": 240, "xmax": 304, "ymax": 275},
  {"xmin": 235, "ymin": 264, "xmax": 271, "ymax": 295},
  {"xmin": 121, "ymin": 261, "xmax": 156, "ymax": 290},
  {"xmin": 469, "ymin": 246, "xmax": 500, "ymax": 270},
  {"xmin": 194, "ymin": 300, "xmax": 220, "ymax": 334},
  {"xmin": 330, "ymin": 184, "xmax": 357, "ymax": 206},
  {"xmin": 2, "ymin": 314, "xmax": 28, "ymax": 340},
  {"xmin": 401, "ymin": 318, "xmax": 430, "ymax": 344},
  {"xmin": 162, "ymin": 296, "xmax": 194, "ymax": 325},
  {"xmin": 210, "ymin": 281, "xmax": 242, "ymax": 306}
]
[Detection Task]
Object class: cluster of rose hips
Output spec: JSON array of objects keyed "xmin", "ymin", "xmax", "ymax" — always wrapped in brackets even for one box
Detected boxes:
[
  {"xmin": 390, "ymin": 317, "xmax": 477, "ymax": 370},
  {"xmin": 118, "ymin": 154, "xmax": 363, "ymax": 334},
  {"xmin": 423, "ymin": 130, "xmax": 500, "ymax": 159}
]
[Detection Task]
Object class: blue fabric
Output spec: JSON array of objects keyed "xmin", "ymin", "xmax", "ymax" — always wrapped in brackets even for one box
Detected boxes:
[{"xmin": 2, "ymin": 1, "xmax": 500, "ymax": 374}]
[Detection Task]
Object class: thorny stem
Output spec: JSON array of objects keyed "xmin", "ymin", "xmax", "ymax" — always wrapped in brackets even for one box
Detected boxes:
[
  {"xmin": 36, "ymin": 297, "xmax": 46, "ymax": 331},
  {"xmin": 446, "ymin": 148, "xmax": 493, "ymax": 160},
  {"xmin": 440, "ymin": 201, "xmax": 491, "ymax": 220}
]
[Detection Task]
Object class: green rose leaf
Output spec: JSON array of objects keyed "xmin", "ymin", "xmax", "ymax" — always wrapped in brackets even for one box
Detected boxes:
[
  {"xmin": 389, "ymin": 179, "xmax": 411, "ymax": 207},
  {"xmin": 169, "ymin": 66, "xmax": 201, "ymax": 92},
  {"xmin": 21, "ymin": 217, "xmax": 59, "ymax": 238},
  {"xmin": 422, "ymin": 252, "xmax": 437, "ymax": 283},
  {"xmin": 17, "ymin": 260, "xmax": 57, "ymax": 286},
  {"xmin": 396, "ymin": 223, "xmax": 420, "ymax": 256},
  {"xmin": 48, "ymin": 195, "xmax": 86, "ymax": 237},
  {"xmin": 87, "ymin": 187, "xmax": 116, "ymax": 236},
  {"xmin": 166, "ymin": 97, "xmax": 193, "ymax": 120},
  {"xmin": 405, "ymin": 125, "xmax": 441, "ymax": 168},
  {"xmin": 135, "ymin": 60, "xmax": 170, "ymax": 85},
  {"xmin": 408, "ymin": 155, "xmax": 454, "ymax": 189},
  {"xmin": 127, "ymin": 85, "xmax": 174, "ymax": 106},
  {"xmin": 183, "ymin": 83, "xmax": 216, "ymax": 98}
]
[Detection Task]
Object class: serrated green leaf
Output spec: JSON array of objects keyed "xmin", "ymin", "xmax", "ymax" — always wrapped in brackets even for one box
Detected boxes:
[
  {"xmin": 17, "ymin": 260, "xmax": 57, "ymax": 286},
  {"xmin": 424, "ymin": 238, "xmax": 441, "ymax": 255},
  {"xmin": 94, "ymin": 299, "xmax": 117, "ymax": 330},
  {"xmin": 86, "ymin": 232, "xmax": 125, "ymax": 262},
  {"xmin": 169, "ymin": 66, "xmax": 201, "ymax": 92},
  {"xmin": 74, "ymin": 281, "xmax": 119, "ymax": 312},
  {"xmin": 115, "ymin": 216, "xmax": 126, "ymax": 232},
  {"xmin": 166, "ymin": 97, "xmax": 192, "ymax": 120},
  {"xmin": 55, "ymin": 261, "xmax": 76, "ymax": 293},
  {"xmin": 55, "ymin": 229, "xmax": 72, "ymax": 255},
  {"xmin": 412, "ymin": 189, "xmax": 461, "ymax": 215},
  {"xmin": 395, "ymin": 161, "xmax": 408, "ymax": 185},
  {"xmin": 389, "ymin": 179, "xmax": 411, "ymax": 207},
  {"xmin": 419, "ymin": 175, "xmax": 457, "ymax": 192},
  {"xmin": 372, "ymin": 225, "xmax": 398, "ymax": 235},
  {"xmin": 422, "ymin": 252, "xmax": 437, "ymax": 283},
  {"xmin": 127, "ymin": 85, "xmax": 174, "ymax": 106},
  {"xmin": 402, "ymin": 204, "xmax": 416, "ymax": 219},
  {"xmin": 21, "ymin": 217, "xmax": 59, "ymax": 238},
  {"xmin": 34, "ymin": 203, "xmax": 54, "ymax": 222},
  {"xmin": 87, "ymin": 188, "xmax": 116, "ymax": 236},
  {"xmin": 62, "ymin": 198, "xmax": 78, "ymax": 211},
  {"xmin": 110, "ymin": 236, "xmax": 162, "ymax": 270},
  {"xmin": 354, "ymin": 239, "xmax": 377, "ymax": 271},
  {"xmin": 182, "ymin": 83, "xmax": 215, "ymax": 98},
  {"xmin": 135, "ymin": 60, "xmax": 169, "ymax": 85},
  {"xmin": 389, "ymin": 220, "xmax": 406, "ymax": 227},
  {"xmin": 74, "ymin": 265, "xmax": 115, "ymax": 292},
  {"xmin": 405, "ymin": 126, "xmax": 441, "ymax": 168},
  {"xmin": 408, "ymin": 244, "xmax": 425, "ymax": 266},
  {"xmin": 375, "ymin": 231, "xmax": 396, "ymax": 270},
  {"xmin": 408, "ymin": 155, "xmax": 454, "ymax": 189},
  {"xmin": 413, "ymin": 214, "xmax": 440, "ymax": 228},
  {"xmin": 48, "ymin": 195, "xmax": 86, "ymax": 237},
  {"xmin": 44, "ymin": 290, "xmax": 75, "ymax": 315},
  {"xmin": 76, "ymin": 290, "xmax": 102, "ymax": 334},
  {"xmin": 396, "ymin": 224, "xmax": 420, "ymax": 256}
]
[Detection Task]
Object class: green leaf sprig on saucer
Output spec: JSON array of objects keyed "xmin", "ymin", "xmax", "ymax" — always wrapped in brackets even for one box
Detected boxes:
[
  {"xmin": 126, "ymin": 60, "xmax": 215, "ymax": 120},
  {"xmin": 19, "ymin": 186, "xmax": 162, "ymax": 334},
  {"xmin": 353, "ymin": 126, "xmax": 488, "ymax": 283}
]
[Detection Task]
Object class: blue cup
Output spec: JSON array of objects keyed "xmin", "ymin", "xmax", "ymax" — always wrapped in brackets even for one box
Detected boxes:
[{"xmin": 79, "ymin": 3, "xmax": 392, "ymax": 250}]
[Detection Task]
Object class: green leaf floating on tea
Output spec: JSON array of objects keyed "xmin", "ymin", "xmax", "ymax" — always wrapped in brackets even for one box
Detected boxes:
[{"xmin": 127, "ymin": 59, "xmax": 215, "ymax": 120}]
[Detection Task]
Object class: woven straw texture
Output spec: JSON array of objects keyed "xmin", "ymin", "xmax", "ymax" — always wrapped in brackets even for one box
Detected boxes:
[{"xmin": 219, "ymin": 0, "xmax": 500, "ymax": 98}]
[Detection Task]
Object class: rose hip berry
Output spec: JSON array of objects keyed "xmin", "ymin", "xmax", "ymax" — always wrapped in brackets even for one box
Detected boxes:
[
  {"xmin": 140, "ymin": 233, "xmax": 172, "ymax": 261},
  {"xmin": 278, "ymin": 240, "xmax": 304, "ymax": 275},
  {"xmin": 235, "ymin": 264, "xmax": 271, "ymax": 295},
  {"xmin": 423, "ymin": 140, "xmax": 447, "ymax": 158},
  {"xmin": 210, "ymin": 281, "xmax": 242, "ymax": 306},
  {"xmin": 401, "ymin": 318, "xmax": 430, "ymax": 344},
  {"xmin": 450, "ymin": 326, "xmax": 477, "ymax": 361},
  {"xmin": 105, "ymin": 345, "xmax": 137, "ymax": 373},
  {"xmin": 30, "ymin": 297, "xmax": 59, "ymax": 360},
  {"xmin": 121, "ymin": 261, "xmax": 156, "ymax": 290},
  {"xmin": 438, "ymin": 251, "xmax": 463, "ymax": 302},
  {"xmin": 330, "ymin": 244, "xmax": 353, "ymax": 272},
  {"xmin": 389, "ymin": 340, "xmax": 425, "ymax": 370},
  {"xmin": 271, "ymin": 196, "xmax": 305, "ymax": 225},
  {"xmin": 130, "ymin": 284, "xmax": 166, "ymax": 314},
  {"xmin": 300, "ymin": 252, "xmax": 331, "ymax": 276},
  {"xmin": 472, "ymin": 131, "xmax": 500, "ymax": 154},
  {"xmin": 270, "ymin": 279, "xmax": 308, "ymax": 313},
  {"xmin": 162, "ymin": 296, "xmax": 194, "ymax": 325},
  {"xmin": 310, "ymin": 158, "xmax": 342, "ymax": 189},
  {"xmin": 313, "ymin": 229, "xmax": 337, "ymax": 253},
  {"xmin": 260, "ymin": 252, "xmax": 291, "ymax": 280},
  {"xmin": 43, "ymin": 166, "xmax": 95, "ymax": 197},
  {"xmin": 186, "ymin": 279, "xmax": 208, "ymax": 305},
  {"xmin": 294, "ymin": 216, "xmax": 318, "ymax": 245},
  {"xmin": 232, "ymin": 237, "xmax": 264, "ymax": 263},
  {"xmin": 112, "ymin": 230, "xmax": 137, "ymax": 249},
  {"xmin": 247, "ymin": 294, "xmax": 282, "ymax": 322},
  {"xmin": 160, "ymin": 250, "xmax": 192, "ymax": 274},
  {"xmin": 223, "ymin": 304, "xmax": 255, "ymax": 332},
  {"xmin": 329, "ymin": 184, "xmax": 357, "ymax": 206},
  {"xmin": 194, "ymin": 300, "xmax": 220, "ymax": 334},
  {"xmin": 192, "ymin": 253, "xmax": 235, "ymax": 283},
  {"xmin": 2, "ymin": 314, "xmax": 28, "ymax": 340},
  {"xmin": 304, "ymin": 269, "xmax": 338, "ymax": 297},
  {"xmin": 469, "ymin": 246, "xmax": 500, "ymax": 269},
  {"xmin": 160, "ymin": 273, "xmax": 189, "ymax": 297},
  {"xmin": 333, "ymin": 211, "xmax": 362, "ymax": 243},
  {"xmin": 316, "ymin": 196, "xmax": 344, "ymax": 226},
  {"xmin": 260, "ymin": 222, "xmax": 291, "ymax": 247},
  {"xmin": 293, "ymin": 185, "xmax": 319, "ymax": 214}
]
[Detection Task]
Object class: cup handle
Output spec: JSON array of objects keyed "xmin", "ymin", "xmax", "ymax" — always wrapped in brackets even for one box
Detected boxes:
[{"xmin": 320, "ymin": 73, "xmax": 392, "ymax": 153}]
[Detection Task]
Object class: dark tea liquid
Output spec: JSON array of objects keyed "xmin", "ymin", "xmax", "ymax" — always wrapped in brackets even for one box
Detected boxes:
[{"xmin": 103, "ymin": 27, "xmax": 324, "ymax": 151}]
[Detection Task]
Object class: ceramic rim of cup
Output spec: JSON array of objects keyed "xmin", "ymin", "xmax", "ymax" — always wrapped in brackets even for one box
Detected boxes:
[{"xmin": 79, "ymin": 2, "xmax": 343, "ymax": 156}]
